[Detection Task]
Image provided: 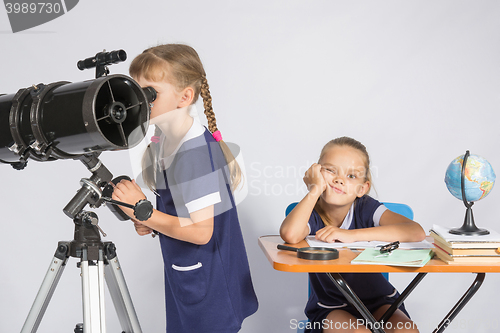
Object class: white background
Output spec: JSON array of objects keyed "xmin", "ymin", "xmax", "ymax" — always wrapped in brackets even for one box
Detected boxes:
[{"xmin": 1, "ymin": 1, "xmax": 500, "ymax": 332}]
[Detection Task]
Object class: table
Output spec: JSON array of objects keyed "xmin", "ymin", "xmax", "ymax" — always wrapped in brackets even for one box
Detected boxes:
[{"xmin": 259, "ymin": 236, "xmax": 500, "ymax": 333}]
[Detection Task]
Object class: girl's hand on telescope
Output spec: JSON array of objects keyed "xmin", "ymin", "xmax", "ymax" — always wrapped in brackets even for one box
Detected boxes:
[{"xmin": 112, "ymin": 179, "xmax": 147, "ymax": 219}]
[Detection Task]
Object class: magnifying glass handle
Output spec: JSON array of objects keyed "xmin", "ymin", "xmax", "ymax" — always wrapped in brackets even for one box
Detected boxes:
[{"xmin": 277, "ymin": 244, "xmax": 299, "ymax": 252}]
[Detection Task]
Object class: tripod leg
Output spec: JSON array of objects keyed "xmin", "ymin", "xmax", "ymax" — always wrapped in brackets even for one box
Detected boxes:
[
  {"xmin": 104, "ymin": 243, "xmax": 143, "ymax": 333},
  {"xmin": 81, "ymin": 248, "xmax": 107, "ymax": 333},
  {"xmin": 21, "ymin": 243, "xmax": 69, "ymax": 333}
]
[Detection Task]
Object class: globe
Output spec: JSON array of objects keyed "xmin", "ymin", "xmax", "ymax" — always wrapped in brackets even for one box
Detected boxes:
[{"xmin": 444, "ymin": 153, "xmax": 496, "ymax": 202}]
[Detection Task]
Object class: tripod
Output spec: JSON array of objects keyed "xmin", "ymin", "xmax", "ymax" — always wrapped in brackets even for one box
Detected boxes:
[{"xmin": 21, "ymin": 154, "xmax": 152, "ymax": 333}]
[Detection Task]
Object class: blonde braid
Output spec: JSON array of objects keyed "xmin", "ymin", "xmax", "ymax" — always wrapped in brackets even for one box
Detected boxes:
[
  {"xmin": 200, "ymin": 76, "xmax": 243, "ymax": 191},
  {"xmin": 200, "ymin": 76, "xmax": 217, "ymax": 132}
]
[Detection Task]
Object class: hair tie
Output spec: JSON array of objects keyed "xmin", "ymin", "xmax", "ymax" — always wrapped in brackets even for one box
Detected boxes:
[
  {"xmin": 151, "ymin": 135, "xmax": 160, "ymax": 143},
  {"xmin": 212, "ymin": 130, "xmax": 222, "ymax": 142}
]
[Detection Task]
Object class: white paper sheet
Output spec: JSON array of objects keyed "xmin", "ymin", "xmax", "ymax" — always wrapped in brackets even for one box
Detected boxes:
[{"xmin": 305, "ymin": 235, "xmax": 433, "ymax": 249}]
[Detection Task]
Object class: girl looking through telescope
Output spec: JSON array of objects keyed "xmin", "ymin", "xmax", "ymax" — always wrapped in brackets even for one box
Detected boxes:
[{"xmin": 111, "ymin": 44, "xmax": 258, "ymax": 332}]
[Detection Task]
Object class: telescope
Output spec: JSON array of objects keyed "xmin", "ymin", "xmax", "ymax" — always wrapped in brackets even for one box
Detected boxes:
[
  {"xmin": 8, "ymin": 50, "xmax": 156, "ymax": 333},
  {"xmin": 0, "ymin": 49, "xmax": 156, "ymax": 170}
]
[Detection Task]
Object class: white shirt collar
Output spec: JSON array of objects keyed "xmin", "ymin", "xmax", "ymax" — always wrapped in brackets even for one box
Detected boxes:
[
  {"xmin": 339, "ymin": 203, "xmax": 354, "ymax": 230},
  {"xmin": 158, "ymin": 105, "xmax": 205, "ymax": 169}
]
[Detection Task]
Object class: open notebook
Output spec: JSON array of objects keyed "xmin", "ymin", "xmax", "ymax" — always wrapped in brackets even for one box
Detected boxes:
[
  {"xmin": 305, "ymin": 236, "xmax": 433, "ymax": 250},
  {"xmin": 350, "ymin": 248, "xmax": 433, "ymax": 267}
]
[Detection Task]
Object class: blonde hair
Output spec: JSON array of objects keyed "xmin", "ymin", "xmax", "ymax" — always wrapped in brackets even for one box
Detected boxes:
[
  {"xmin": 130, "ymin": 44, "xmax": 242, "ymax": 191},
  {"xmin": 315, "ymin": 136, "xmax": 372, "ymax": 226}
]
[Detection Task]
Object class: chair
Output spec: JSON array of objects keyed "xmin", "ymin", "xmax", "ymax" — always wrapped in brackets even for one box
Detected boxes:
[
  {"xmin": 382, "ymin": 202, "xmax": 414, "ymax": 220},
  {"xmin": 285, "ymin": 202, "xmax": 413, "ymax": 220},
  {"xmin": 286, "ymin": 201, "xmax": 414, "ymax": 333}
]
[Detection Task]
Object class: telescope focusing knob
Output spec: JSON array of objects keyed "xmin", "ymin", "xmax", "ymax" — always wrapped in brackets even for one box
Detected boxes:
[{"xmin": 134, "ymin": 199, "xmax": 154, "ymax": 221}]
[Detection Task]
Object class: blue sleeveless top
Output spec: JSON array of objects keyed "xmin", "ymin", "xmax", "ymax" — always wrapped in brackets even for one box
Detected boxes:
[{"xmin": 155, "ymin": 128, "xmax": 258, "ymax": 332}]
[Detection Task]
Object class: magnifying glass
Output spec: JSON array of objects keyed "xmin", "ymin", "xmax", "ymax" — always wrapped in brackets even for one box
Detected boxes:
[{"xmin": 277, "ymin": 244, "xmax": 339, "ymax": 260}]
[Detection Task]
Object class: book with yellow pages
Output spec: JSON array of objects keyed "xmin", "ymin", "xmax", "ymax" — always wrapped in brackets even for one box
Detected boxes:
[
  {"xmin": 432, "ymin": 245, "xmax": 500, "ymax": 264},
  {"xmin": 430, "ymin": 224, "xmax": 500, "ymax": 264},
  {"xmin": 433, "ymin": 242, "xmax": 500, "ymax": 256},
  {"xmin": 432, "ymin": 232, "xmax": 500, "ymax": 254},
  {"xmin": 430, "ymin": 225, "xmax": 500, "ymax": 250}
]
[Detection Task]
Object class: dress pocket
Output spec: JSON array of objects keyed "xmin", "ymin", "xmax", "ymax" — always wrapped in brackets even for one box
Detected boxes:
[
  {"xmin": 317, "ymin": 302, "xmax": 348, "ymax": 309},
  {"xmin": 170, "ymin": 262, "xmax": 207, "ymax": 304},
  {"xmin": 385, "ymin": 288, "xmax": 398, "ymax": 299}
]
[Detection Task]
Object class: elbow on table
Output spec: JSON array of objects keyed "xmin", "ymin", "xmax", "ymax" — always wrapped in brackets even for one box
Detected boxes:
[
  {"xmin": 411, "ymin": 224, "xmax": 427, "ymax": 242},
  {"xmin": 280, "ymin": 228, "xmax": 305, "ymax": 245}
]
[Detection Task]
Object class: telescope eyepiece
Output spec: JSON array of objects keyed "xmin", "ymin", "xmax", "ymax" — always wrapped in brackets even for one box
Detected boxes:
[
  {"xmin": 106, "ymin": 49, "xmax": 127, "ymax": 65},
  {"xmin": 142, "ymin": 87, "xmax": 157, "ymax": 103}
]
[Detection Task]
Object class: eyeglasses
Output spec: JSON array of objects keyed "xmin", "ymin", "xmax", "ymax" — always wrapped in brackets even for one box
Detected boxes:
[
  {"xmin": 375, "ymin": 241, "xmax": 400, "ymax": 258},
  {"xmin": 380, "ymin": 241, "xmax": 400, "ymax": 253}
]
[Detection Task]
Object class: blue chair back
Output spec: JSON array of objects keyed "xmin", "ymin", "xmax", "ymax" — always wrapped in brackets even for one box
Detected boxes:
[
  {"xmin": 285, "ymin": 202, "xmax": 298, "ymax": 217},
  {"xmin": 380, "ymin": 202, "xmax": 413, "ymax": 280},
  {"xmin": 382, "ymin": 202, "xmax": 414, "ymax": 220},
  {"xmin": 285, "ymin": 202, "xmax": 413, "ymax": 219}
]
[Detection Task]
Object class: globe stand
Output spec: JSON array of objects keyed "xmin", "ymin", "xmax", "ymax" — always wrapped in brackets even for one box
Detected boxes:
[{"xmin": 449, "ymin": 150, "xmax": 490, "ymax": 236}]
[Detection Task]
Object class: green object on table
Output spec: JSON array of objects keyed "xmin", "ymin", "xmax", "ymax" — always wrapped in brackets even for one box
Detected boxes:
[{"xmin": 351, "ymin": 249, "xmax": 432, "ymax": 267}]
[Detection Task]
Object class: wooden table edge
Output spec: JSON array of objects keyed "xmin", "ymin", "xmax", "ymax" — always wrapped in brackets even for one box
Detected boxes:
[{"xmin": 258, "ymin": 235, "xmax": 500, "ymax": 273}]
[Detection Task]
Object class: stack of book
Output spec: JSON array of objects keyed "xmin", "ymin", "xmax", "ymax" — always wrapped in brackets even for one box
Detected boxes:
[{"xmin": 431, "ymin": 224, "xmax": 500, "ymax": 264}]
